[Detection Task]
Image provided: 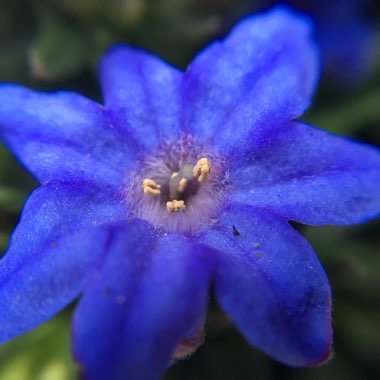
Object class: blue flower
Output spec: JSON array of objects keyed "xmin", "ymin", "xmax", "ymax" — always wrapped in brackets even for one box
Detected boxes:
[
  {"xmin": 256, "ymin": 0, "xmax": 374, "ymax": 80},
  {"xmin": 0, "ymin": 7, "xmax": 380, "ymax": 380}
]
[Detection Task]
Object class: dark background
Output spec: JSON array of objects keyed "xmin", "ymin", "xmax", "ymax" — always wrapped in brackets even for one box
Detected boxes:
[{"xmin": 0, "ymin": 1, "xmax": 379, "ymax": 379}]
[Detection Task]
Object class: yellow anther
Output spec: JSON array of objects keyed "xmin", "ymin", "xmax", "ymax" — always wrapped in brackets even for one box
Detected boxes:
[
  {"xmin": 193, "ymin": 158, "xmax": 211, "ymax": 182},
  {"xmin": 177, "ymin": 178, "xmax": 187, "ymax": 193},
  {"xmin": 142, "ymin": 179, "xmax": 161, "ymax": 196},
  {"xmin": 166, "ymin": 200, "xmax": 186, "ymax": 213}
]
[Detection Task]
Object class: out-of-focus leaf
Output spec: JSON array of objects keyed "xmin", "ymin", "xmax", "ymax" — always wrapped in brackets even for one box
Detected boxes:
[
  {"xmin": 0, "ymin": 186, "xmax": 27, "ymax": 213},
  {"xmin": 28, "ymin": 10, "xmax": 90, "ymax": 81},
  {"xmin": 336, "ymin": 303, "xmax": 380, "ymax": 365},
  {"xmin": 304, "ymin": 223, "xmax": 380, "ymax": 301},
  {"xmin": 0, "ymin": 41, "xmax": 29, "ymax": 82},
  {"xmin": 0, "ymin": 231, "xmax": 9, "ymax": 253},
  {"xmin": 306, "ymin": 91, "xmax": 380, "ymax": 138},
  {"xmin": 136, "ymin": 0, "xmax": 222, "ymax": 66},
  {"xmin": 0, "ymin": 310, "xmax": 77, "ymax": 380},
  {"xmin": 52, "ymin": 0, "xmax": 146, "ymax": 27},
  {"xmin": 0, "ymin": 146, "xmax": 37, "ymax": 190},
  {"xmin": 102, "ymin": 0, "xmax": 146, "ymax": 29}
]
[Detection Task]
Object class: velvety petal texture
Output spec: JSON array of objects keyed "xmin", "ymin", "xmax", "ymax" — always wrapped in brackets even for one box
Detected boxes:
[
  {"xmin": 0, "ymin": 85, "xmax": 133, "ymax": 186},
  {"xmin": 73, "ymin": 222, "xmax": 210, "ymax": 380},
  {"xmin": 0, "ymin": 181, "xmax": 126, "ymax": 342},
  {"xmin": 198, "ymin": 204, "xmax": 332, "ymax": 366},
  {"xmin": 99, "ymin": 46, "xmax": 182, "ymax": 151},
  {"xmin": 229, "ymin": 122, "xmax": 380, "ymax": 225},
  {"xmin": 181, "ymin": 6, "xmax": 319, "ymax": 157},
  {"xmin": 0, "ymin": 5, "xmax": 379, "ymax": 379}
]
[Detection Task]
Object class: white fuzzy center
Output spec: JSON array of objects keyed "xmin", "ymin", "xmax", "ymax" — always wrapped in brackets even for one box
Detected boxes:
[{"xmin": 126, "ymin": 136, "xmax": 227, "ymax": 234}]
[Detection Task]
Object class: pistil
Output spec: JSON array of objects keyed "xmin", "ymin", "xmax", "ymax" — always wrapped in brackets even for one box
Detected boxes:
[{"xmin": 141, "ymin": 158, "xmax": 212, "ymax": 214}]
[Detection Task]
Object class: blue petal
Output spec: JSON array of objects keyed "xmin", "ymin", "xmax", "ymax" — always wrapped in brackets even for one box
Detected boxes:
[
  {"xmin": 0, "ymin": 85, "xmax": 134, "ymax": 186},
  {"xmin": 73, "ymin": 223, "xmax": 210, "ymax": 380},
  {"xmin": 320, "ymin": 24, "xmax": 374, "ymax": 81},
  {"xmin": 99, "ymin": 46, "xmax": 182, "ymax": 151},
  {"xmin": 181, "ymin": 6, "xmax": 319, "ymax": 157},
  {"xmin": 197, "ymin": 204, "xmax": 332, "ymax": 367},
  {"xmin": 0, "ymin": 181, "xmax": 125, "ymax": 342},
  {"xmin": 229, "ymin": 122, "xmax": 380, "ymax": 225}
]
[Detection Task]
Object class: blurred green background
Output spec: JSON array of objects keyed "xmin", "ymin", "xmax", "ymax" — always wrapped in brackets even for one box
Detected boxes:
[{"xmin": 0, "ymin": 0, "xmax": 380, "ymax": 379}]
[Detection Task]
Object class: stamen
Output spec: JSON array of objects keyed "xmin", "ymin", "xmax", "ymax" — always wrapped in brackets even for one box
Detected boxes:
[
  {"xmin": 142, "ymin": 179, "xmax": 161, "ymax": 196},
  {"xmin": 177, "ymin": 178, "xmax": 187, "ymax": 193},
  {"xmin": 193, "ymin": 158, "xmax": 211, "ymax": 182},
  {"xmin": 168, "ymin": 165, "xmax": 194, "ymax": 200},
  {"xmin": 130, "ymin": 136, "xmax": 225, "ymax": 233},
  {"xmin": 166, "ymin": 200, "xmax": 186, "ymax": 213}
]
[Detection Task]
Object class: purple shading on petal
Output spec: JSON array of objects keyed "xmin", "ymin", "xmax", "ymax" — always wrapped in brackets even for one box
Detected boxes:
[
  {"xmin": 73, "ymin": 221, "xmax": 210, "ymax": 380},
  {"xmin": 99, "ymin": 46, "xmax": 182, "ymax": 152},
  {"xmin": 197, "ymin": 204, "xmax": 332, "ymax": 367},
  {"xmin": 0, "ymin": 180, "xmax": 126, "ymax": 342},
  {"xmin": 0, "ymin": 85, "xmax": 134, "ymax": 186},
  {"xmin": 181, "ymin": 6, "xmax": 319, "ymax": 158},
  {"xmin": 229, "ymin": 122, "xmax": 380, "ymax": 225}
]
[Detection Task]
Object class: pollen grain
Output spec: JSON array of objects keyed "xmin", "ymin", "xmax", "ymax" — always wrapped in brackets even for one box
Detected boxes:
[
  {"xmin": 166, "ymin": 200, "xmax": 186, "ymax": 213},
  {"xmin": 193, "ymin": 158, "xmax": 211, "ymax": 182},
  {"xmin": 142, "ymin": 178, "xmax": 161, "ymax": 196}
]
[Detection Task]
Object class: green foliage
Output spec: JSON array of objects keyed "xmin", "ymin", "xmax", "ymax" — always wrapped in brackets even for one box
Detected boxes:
[
  {"xmin": 0, "ymin": 310, "xmax": 77, "ymax": 380},
  {"xmin": 29, "ymin": 9, "xmax": 90, "ymax": 81}
]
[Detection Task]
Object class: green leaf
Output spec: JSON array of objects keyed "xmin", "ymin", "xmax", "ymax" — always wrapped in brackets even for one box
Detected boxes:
[
  {"xmin": 306, "ymin": 91, "xmax": 380, "ymax": 137},
  {"xmin": 0, "ymin": 310, "xmax": 78, "ymax": 380},
  {"xmin": 336, "ymin": 303, "xmax": 380, "ymax": 364},
  {"xmin": 0, "ymin": 186, "xmax": 27, "ymax": 213},
  {"xmin": 28, "ymin": 10, "xmax": 90, "ymax": 81}
]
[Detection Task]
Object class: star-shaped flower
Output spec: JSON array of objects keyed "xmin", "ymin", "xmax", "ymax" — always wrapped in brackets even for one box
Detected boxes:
[{"xmin": 0, "ymin": 7, "xmax": 380, "ymax": 380}]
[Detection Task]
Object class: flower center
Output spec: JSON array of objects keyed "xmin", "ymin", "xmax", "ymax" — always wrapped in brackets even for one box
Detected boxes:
[
  {"xmin": 141, "ymin": 158, "xmax": 211, "ymax": 213},
  {"xmin": 127, "ymin": 136, "xmax": 226, "ymax": 234}
]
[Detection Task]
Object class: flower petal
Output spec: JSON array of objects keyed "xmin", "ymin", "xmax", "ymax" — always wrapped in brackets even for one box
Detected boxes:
[
  {"xmin": 181, "ymin": 6, "xmax": 318, "ymax": 157},
  {"xmin": 99, "ymin": 46, "xmax": 182, "ymax": 151},
  {"xmin": 0, "ymin": 180, "xmax": 125, "ymax": 342},
  {"xmin": 229, "ymin": 122, "xmax": 380, "ymax": 225},
  {"xmin": 0, "ymin": 85, "xmax": 133, "ymax": 186},
  {"xmin": 198, "ymin": 204, "xmax": 332, "ymax": 367},
  {"xmin": 73, "ymin": 224, "xmax": 210, "ymax": 380}
]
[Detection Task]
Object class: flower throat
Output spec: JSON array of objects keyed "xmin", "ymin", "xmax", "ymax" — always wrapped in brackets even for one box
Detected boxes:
[
  {"xmin": 127, "ymin": 136, "xmax": 226, "ymax": 234},
  {"xmin": 142, "ymin": 158, "xmax": 211, "ymax": 213}
]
